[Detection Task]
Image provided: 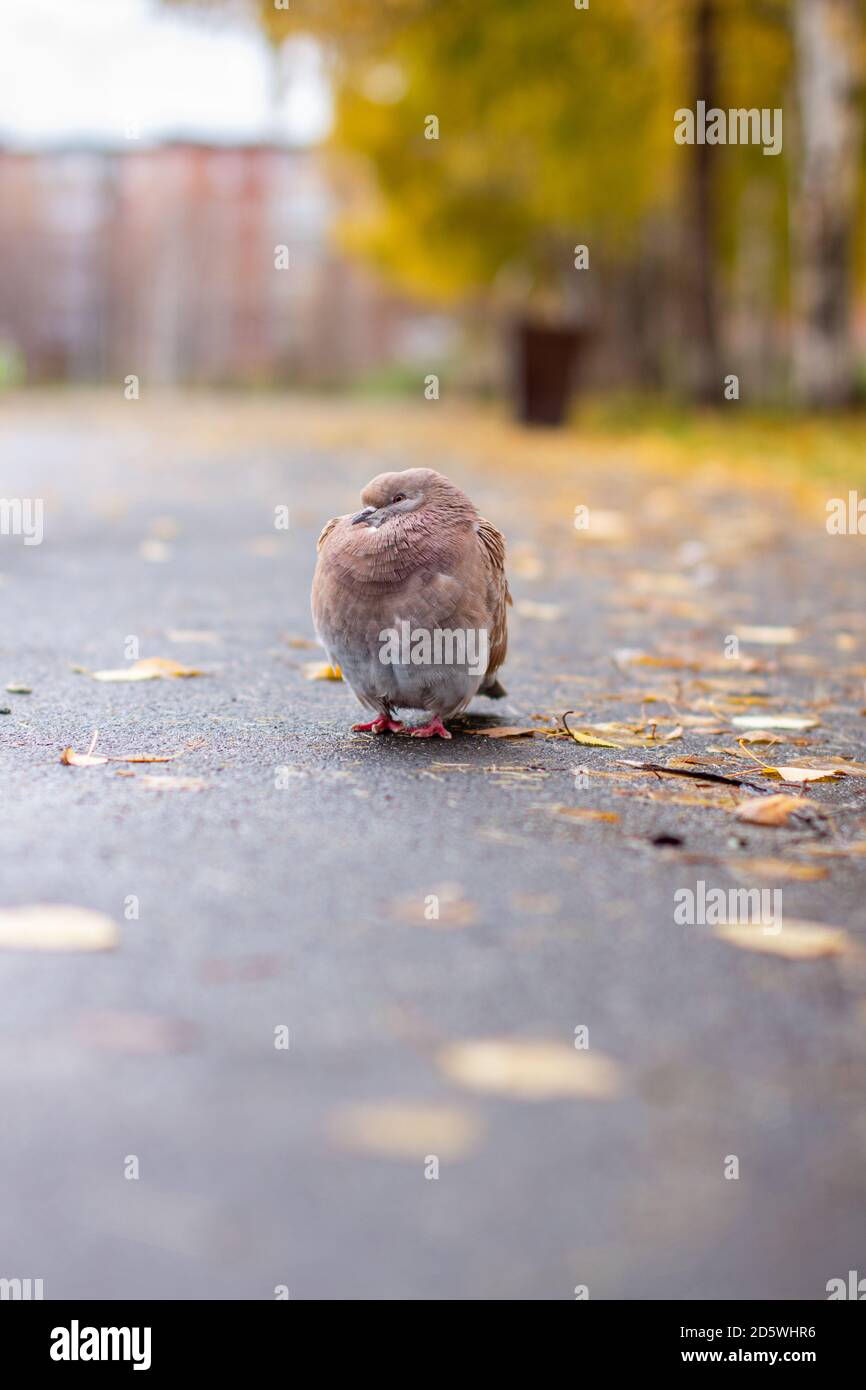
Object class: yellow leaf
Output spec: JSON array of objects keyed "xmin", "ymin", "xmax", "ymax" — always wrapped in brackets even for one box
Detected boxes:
[
  {"xmin": 302, "ymin": 662, "xmax": 343, "ymax": 681},
  {"xmin": 761, "ymin": 766, "xmax": 842, "ymax": 784},
  {"xmin": 0, "ymin": 905, "xmax": 119, "ymax": 952},
  {"xmin": 715, "ymin": 919, "xmax": 851, "ymax": 960},
  {"xmin": 566, "ymin": 730, "xmax": 625, "ymax": 748},
  {"xmin": 82, "ymin": 657, "xmax": 203, "ymax": 682},
  {"xmin": 437, "ymin": 1039, "xmax": 624, "ymax": 1101}
]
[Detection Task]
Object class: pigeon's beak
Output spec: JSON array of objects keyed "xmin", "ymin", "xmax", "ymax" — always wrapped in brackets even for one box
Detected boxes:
[{"xmin": 351, "ymin": 505, "xmax": 376, "ymax": 526}]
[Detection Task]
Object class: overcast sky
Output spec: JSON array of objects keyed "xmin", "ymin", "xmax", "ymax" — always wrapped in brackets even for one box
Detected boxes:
[{"xmin": 0, "ymin": 0, "xmax": 331, "ymax": 148}]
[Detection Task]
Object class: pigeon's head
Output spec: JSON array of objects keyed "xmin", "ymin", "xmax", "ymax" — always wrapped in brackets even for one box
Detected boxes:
[{"xmin": 351, "ymin": 468, "xmax": 469, "ymax": 530}]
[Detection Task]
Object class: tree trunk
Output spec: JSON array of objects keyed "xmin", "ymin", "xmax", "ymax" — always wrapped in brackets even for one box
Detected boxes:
[
  {"xmin": 792, "ymin": 0, "xmax": 864, "ymax": 407},
  {"xmin": 689, "ymin": 0, "xmax": 721, "ymax": 401}
]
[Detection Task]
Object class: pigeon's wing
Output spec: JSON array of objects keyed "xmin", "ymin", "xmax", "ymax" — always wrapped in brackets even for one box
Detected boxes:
[
  {"xmin": 316, "ymin": 515, "xmax": 342, "ymax": 552},
  {"xmin": 475, "ymin": 517, "xmax": 511, "ymax": 682}
]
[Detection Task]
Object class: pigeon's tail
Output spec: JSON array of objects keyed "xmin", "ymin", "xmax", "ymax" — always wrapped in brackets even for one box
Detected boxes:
[{"xmin": 480, "ymin": 676, "xmax": 507, "ymax": 699}]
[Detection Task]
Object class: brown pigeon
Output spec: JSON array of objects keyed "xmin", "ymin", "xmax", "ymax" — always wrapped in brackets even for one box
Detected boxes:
[{"xmin": 312, "ymin": 468, "xmax": 511, "ymax": 738}]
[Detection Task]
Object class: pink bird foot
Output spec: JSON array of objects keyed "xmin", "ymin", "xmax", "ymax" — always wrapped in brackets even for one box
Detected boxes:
[
  {"xmin": 352, "ymin": 715, "xmax": 404, "ymax": 734},
  {"xmin": 410, "ymin": 716, "xmax": 452, "ymax": 739}
]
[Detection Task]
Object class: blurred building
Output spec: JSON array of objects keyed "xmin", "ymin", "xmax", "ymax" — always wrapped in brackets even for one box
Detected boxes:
[{"xmin": 0, "ymin": 142, "xmax": 430, "ymax": 386}]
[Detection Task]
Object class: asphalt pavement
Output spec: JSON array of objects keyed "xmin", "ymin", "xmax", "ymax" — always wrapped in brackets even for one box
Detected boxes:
[{"xmin": 1, "ymin": 390, "xmax": 864, "ymax": 1299}]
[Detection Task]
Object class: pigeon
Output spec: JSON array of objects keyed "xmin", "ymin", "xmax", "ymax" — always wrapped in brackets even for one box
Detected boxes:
[{"xmin": 312, "ymin": 468, "xmax": 511, "ymax": 738}]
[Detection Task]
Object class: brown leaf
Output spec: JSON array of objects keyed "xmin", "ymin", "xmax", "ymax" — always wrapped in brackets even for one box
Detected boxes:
[
  {"xmin": 802, "ymin": 840, "xmax": 866, "ymax": 858},
  {"xmin": 541, "ymin": 805, "xmax": 620, "ymax": 824},
  {"xmin": 725, "ymin": 857, "xmax": 828, "ymax": 882},
  {"xmin": 466, "ymin": 726, "xmax": 538, "ymax": 738},
  {"xmin": 735, "ymin": 794, "xmax": 814, "ymax": 826}
]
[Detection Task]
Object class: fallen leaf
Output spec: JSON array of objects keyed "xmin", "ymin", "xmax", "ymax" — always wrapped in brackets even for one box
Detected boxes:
[
  {"xmin": 734, "ymin": 625, "xmax": 800, "ymax": 644},
  {"xmin": 466, "ymin": 726, "xmax": 538, "ymax": 739},
  {"xmin": 761, "ymin": 766, "xmax": 843, "ymax": 784},
  {"xmin": 813, "ymin": 758, "xmax": 866, "ymax": 778},
  {"xmin": 0, "ymin": 905, "xmax": 118, "ymax": 952},
  {"xmin": 5, "ymin": 682, "xmax": 31, "ymax": 694},
  {"xmin": 541, "ymin": 805, "xmax": 620, "ymax": 824},
  {"xmin": 735, "ymin": 794, "xmax": 814, "ymax": 826},
  {"xmin": 136, "ymin": 775, "xmax": 209, "ymax": 791},
  {"xmin": 60, "ymin": 746, "xmax": 109, "ymax": 767},
  {"xmin": 736, "ymin": 731, "xmax": 786, "ymax": 745},
  {"xmin": 437, "ymin": 1039, "xmax": 624, "ymax": 1100},
  {"xmin": 330, "ymin": 1103, "xmax": 483, "ymax": 1160},
  {"xmin": 302, "ymin": 661, "xmax": 343, "ymax": 681},
  {"xmin": 715, "ymin": 919, "xmax": 851, "ymax": 959},
  {"xmin": 111, "ymin": 752, "xmax": 181, "ymax": 764},
  {"xmin": 725, "ymin": 857, "xmax": 828, "ymax": 882},
  {"xmin": 79, "ymin": 657, "xmax": 203, "ymax": 682},
  {"xmin": 802, "ymin": 840, "xmax": 866, "ymax": 857},
  {"xmin": 732, "ymin": 714, "xmax": 819, "ymax": 731},
  {"xmin": 569, "ymin": 731, "xmax": 624, "ymax": 748}
]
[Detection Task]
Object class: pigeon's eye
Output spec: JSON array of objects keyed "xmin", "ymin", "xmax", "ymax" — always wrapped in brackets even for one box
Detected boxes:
[{"xmin": 392, "ymin": 492, "xmax": 406, "ymax": 504}]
